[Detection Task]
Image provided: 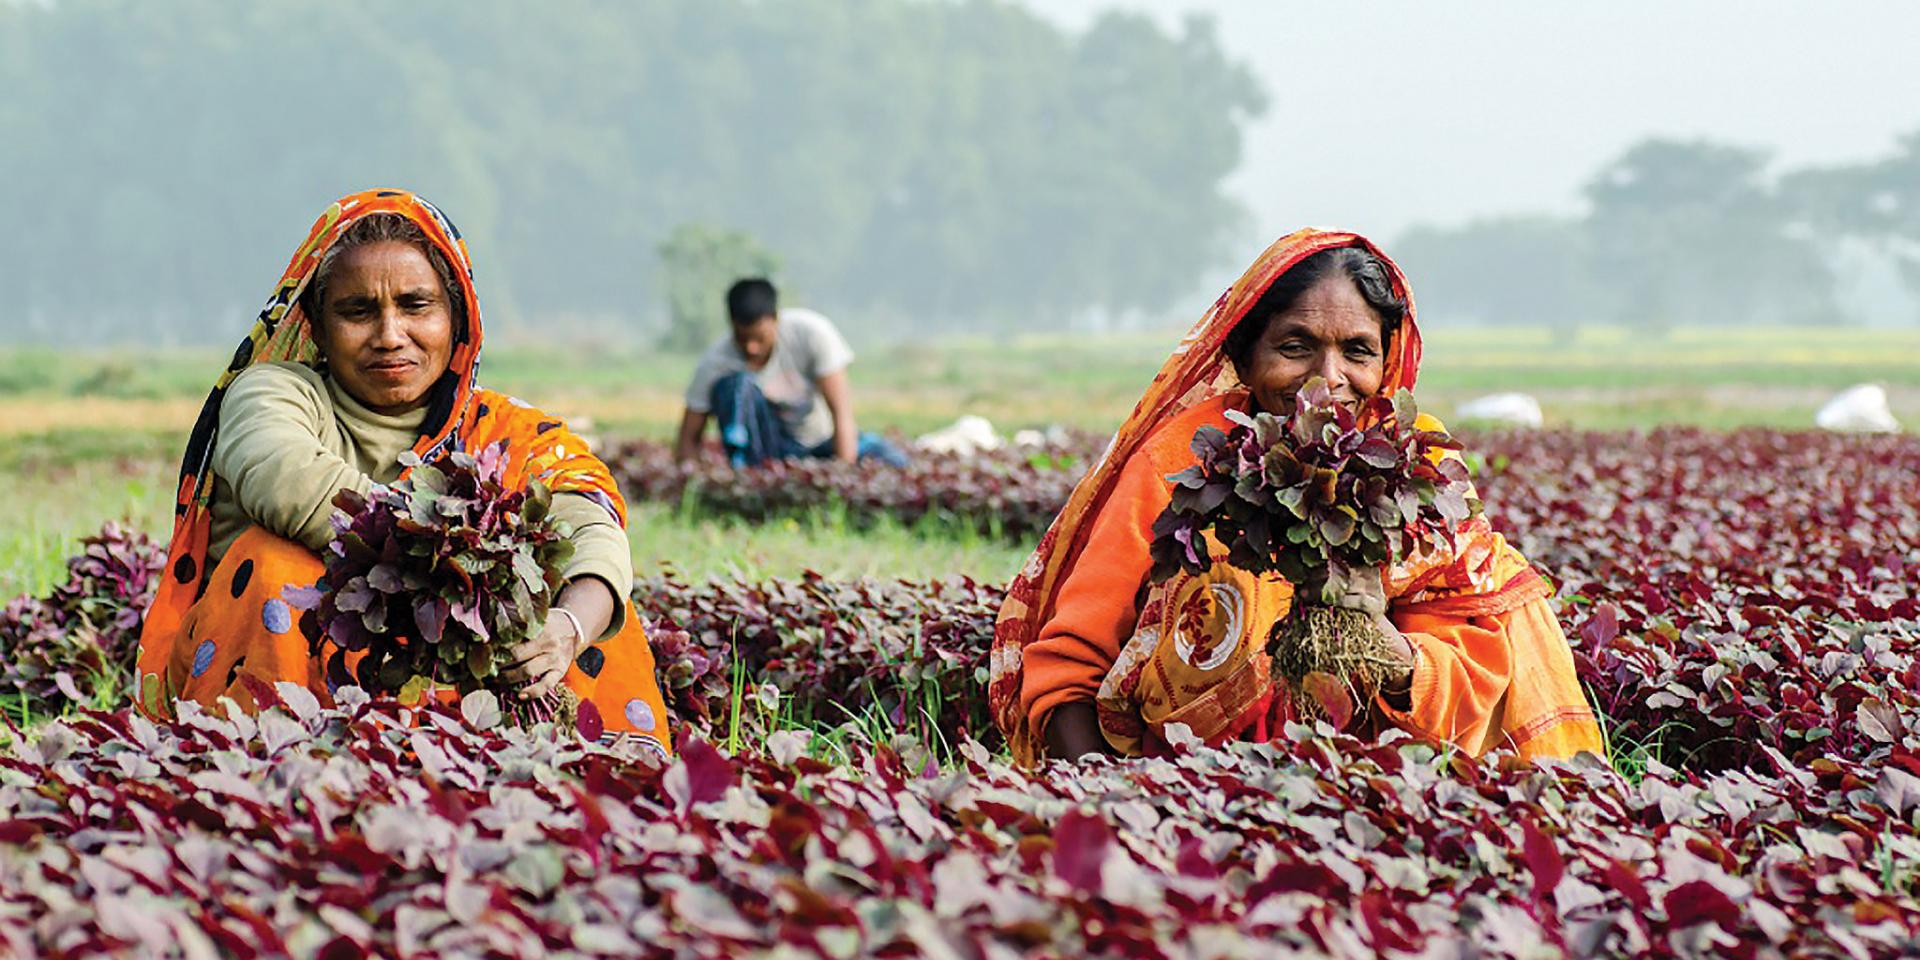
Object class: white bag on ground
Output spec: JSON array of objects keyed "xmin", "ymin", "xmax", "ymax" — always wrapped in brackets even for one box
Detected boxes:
[
  {"xmin": 1013, "ymin": 425, "xmax": 1074, "ymax": 449},
  {"xmin": 916, "ymin": 415, "xmax": 1003, "ymax": 455},
  {"xmin": 1455, "ymin": 393, "xmax": 1544, "ymax": 429},
  {"xmin": 1815, "ymin": 384, "xmax": 1901, "ymax": 433}
]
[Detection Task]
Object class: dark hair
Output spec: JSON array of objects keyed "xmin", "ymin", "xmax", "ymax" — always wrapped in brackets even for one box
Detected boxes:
[
  {"xmin": 299, "ymin": 212, "xmax": 468, "ymax": 340},
  {"xmin": 726, "ymin": 278, "xmax": 779, "ymax": 325},
  {"xmin": 1223, "ymin": 246, "xmax": 1406, "ymax": 371}
]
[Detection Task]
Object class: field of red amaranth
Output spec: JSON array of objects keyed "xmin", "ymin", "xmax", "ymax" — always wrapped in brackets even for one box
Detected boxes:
[{"xmin": 1, "ymin": 427, "xmax": 1917, "ymax": 958}]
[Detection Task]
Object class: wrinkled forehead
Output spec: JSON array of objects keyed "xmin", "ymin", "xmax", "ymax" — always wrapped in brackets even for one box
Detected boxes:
[
  {"xmin": 308, "ymin": 202, "xmax": 478, "ymax": 331},
  {"xmin": 1266, "ymin": 288, "xmax": 1390, "ymax": 343},
  {"xmin": 321, "ymin": 240, "xmax": 445, "ymax": 289}
]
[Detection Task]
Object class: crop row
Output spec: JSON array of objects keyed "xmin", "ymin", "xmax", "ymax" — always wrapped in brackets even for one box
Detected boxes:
[
  {"xmin": 1474, "ymin": 429, "xmax": 1920, "ymax": 769},
  {"xmin": 7, "ymin": 428, "xmax": 1920, "ymax": 776},
  {"xmin": 602, "ymin": 436, "xmax": 1105, "ymax": 539},
  {"xmin": 2, "ymin": 691, "xmax": 1916, "ymax": 957},
  {"xmin": 1, "ymin": 427, "xmax": 1918, "ymax": 955}
]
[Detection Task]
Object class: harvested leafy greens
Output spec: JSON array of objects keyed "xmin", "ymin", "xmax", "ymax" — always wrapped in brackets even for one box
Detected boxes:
[
  {"xmin": 284, "ymin": 440, "xmax": 577, "ymax": 727},
  {"xmin": 1150, "ymin": 379, "xmax": 1479, "ymax": 721}
]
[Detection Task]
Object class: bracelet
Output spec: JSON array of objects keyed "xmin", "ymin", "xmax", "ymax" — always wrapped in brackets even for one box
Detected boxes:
[{"xmin": 554, "ymin": 607, "xmax": 587, "ymax": 652}]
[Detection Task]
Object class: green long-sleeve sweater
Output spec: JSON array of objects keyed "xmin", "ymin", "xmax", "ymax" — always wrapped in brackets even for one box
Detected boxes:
[{"xmin": 208, "ymin": 362, "xmax": 632, "ymax": 638}]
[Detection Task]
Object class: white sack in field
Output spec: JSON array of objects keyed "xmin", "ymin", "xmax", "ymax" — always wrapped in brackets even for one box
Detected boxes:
[
  {"xmin": 1816, "ymin": 384, "xmax": 1901, "ymax": 433},
  {"xmin": 916, "ymin": 415, "xmax": 1003, "ymax": 455},
  {"xmin": 1013, "ymin": 426, "xmax": 1074, "ymax": 449},
  {"xmin": 1455, "ymin": 393, "xmax": 1544, "ymax": 429}
]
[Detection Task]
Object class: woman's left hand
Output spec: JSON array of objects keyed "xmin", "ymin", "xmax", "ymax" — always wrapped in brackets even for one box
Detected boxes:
[
  {"xmin": 505, "ymin": 610, "xmax": 587, "ymax": 701},
  {"xmin": 504, "ymin": 576, "xmax": 618, "ymax": 701}
]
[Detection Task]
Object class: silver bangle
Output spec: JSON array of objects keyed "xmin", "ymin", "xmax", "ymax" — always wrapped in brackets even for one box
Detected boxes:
[{"xmin": 554, "ymin": 607, "xmax": 587, "ymax": 651}]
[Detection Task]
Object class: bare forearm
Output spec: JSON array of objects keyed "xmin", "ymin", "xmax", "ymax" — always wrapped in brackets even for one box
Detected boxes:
[
  {"xmin": 816, "ymin": 371, "xmax": 858, "ymax": 463},
  {"xmin": 832, "ymin": 415, "xmax": 858, "ymax": 462},
  {"xmin": 673, "ymin": 411, "xmax": 707, "ymax": 463},
  {"xmin": 557, "ymin": 576, "xmax": 617, "ymax": 652},
  {"xmin": 509, "ymin": 574, "xmax": 620, "ymax": 700}
]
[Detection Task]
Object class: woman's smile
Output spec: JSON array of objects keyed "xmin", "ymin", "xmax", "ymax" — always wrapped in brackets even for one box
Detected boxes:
[{"xmin": 364, "ymin": 357, "xmax": 419, "ymax": 378}]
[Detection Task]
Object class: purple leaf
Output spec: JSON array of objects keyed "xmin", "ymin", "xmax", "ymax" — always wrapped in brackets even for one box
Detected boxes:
[
  {"xmin": 281, "ymin": 583, "xmax": 326, "ymax": 610},
  {"xmin": 1052, "ymin": 809, "xmax": 1112, "ymax": 894},
  {"xmin": 666, "ymin": 739, "xmax": 735, "ymax": 814},
  {"xmin": 414, "ymin": 597, "xmax": 448, "ymax": 646}
]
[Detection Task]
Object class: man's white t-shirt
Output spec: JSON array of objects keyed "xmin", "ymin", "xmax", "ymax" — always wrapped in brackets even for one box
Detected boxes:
[{"xmin": 684, "ymin": 307, "xmax": 855, "ymax": 449}]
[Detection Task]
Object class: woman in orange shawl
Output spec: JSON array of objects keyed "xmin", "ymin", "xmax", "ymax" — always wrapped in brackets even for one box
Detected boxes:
[
  {"xmin": 135, "ymin": 189, "xmax": 671, "ymax": 759},
  {"xmin": 990, "ymin": 230, "xmax": 1602, "ymax": 767}
]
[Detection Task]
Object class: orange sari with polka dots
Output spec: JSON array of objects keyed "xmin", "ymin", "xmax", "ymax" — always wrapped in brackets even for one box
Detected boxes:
[{"xmin": 134, "ymin": 189, "xmax": 671, "ymax": 758}]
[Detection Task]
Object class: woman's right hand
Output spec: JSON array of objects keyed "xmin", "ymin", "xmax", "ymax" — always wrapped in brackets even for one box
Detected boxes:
[
  {"xmin": 1335, "ymin": 566, "xmax": 1389, "ymax": 616},
  {"xmin": 1334, "ymin": 565, "xmax": 1416, "ymax": 684}
]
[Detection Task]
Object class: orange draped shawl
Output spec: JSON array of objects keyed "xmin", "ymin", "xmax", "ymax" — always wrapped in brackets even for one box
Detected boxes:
[
  {"xmin": 135, "ymin": 190, "xmax": 642, "ymax": 725},
  {"xmin": 988, "ymin": 229, "xmax": 1603, "ymax": 767}
]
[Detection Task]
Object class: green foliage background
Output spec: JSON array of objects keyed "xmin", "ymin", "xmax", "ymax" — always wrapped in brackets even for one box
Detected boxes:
[
  {"xmin": 1395, "ymin": 135, "xmax": 1920, "ymax": 332},
  {"xmin": 657, "ymin": 225, "xmax": 782, "ymax": 353},
  {"xmin": 0, "ymin": 0, "xmax": 1264, "ymax": 344}
]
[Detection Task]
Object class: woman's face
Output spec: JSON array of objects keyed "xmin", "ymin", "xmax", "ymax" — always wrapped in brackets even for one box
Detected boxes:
[
  {"xmin": 311, "ymin": 241, "xmax": 456, "ymax": 415},
  {"xmin": 1233, "ymin": 275, "xmax": 1387, "ymax": 414}
]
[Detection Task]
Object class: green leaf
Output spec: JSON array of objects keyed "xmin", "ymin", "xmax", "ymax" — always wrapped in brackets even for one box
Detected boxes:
[
  {"xmin": 1166, "ymin": 464, "xmax": 1208, "ymax": 490},
  {"xmin": 377, "ymin": 655, "xmax": 411, "ymax": 693},
  {"xmin": 1392, "ymin": 388, "xmax": 1419, "ymax": 428},
  {"xmin": 1274, "ymin": 485, "xmax": 1307, "ymax": 519},
  {"xmin": 336, "ymin": 577, "xmax": 376, "ymax": 614},
  {"xmin": 359, "ymin": 595, "xmax": 388, "ymax": 634},
  {"xmin": 525, "ymin": 479, "xmax": 553, "ymax": 525},
  {"xmin": 467, "ymin": 643, "xmax": 493, "ymax": 682},
  {"xmin": 410, "ymin": 464, "xmax": 450, "ymax": 496},
  {"xmin": 511, "ymin": 551, "xmax": 546, "ymax": 595}
]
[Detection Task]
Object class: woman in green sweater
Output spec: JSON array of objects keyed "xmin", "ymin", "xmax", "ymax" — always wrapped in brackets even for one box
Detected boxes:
[{"xmin": 136, "ymin": 190, "xmax": 671, "ymax": 758}]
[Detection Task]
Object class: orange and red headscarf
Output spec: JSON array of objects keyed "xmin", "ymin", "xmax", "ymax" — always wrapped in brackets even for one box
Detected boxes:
[{"xmin": 137, "ymin": 190, "xmax": 627, "ymax": 707}]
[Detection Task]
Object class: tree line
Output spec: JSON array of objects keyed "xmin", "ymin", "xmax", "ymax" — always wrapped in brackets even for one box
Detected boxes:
[
  {"xmin": 0, "ymin": 0, "xmax": 1264, "ymax": 345},
  {"xmin": 1395, "ymin": 135, "xmax": 1920, "ymax": 332}
]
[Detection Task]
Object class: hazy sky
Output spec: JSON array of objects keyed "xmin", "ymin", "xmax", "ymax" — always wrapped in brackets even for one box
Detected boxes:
[{"xmin": 1027, "ymin": 0, "xmax": 1920, "ymax": 246}]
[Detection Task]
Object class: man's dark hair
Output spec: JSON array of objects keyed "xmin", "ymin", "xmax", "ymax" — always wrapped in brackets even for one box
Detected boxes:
[
  {"xmin": 1223, "ymin": 246, "xmax": 1406, "ymax": 370},
  {"xmin": 726, "ymin": 278, "xmax": 779, "ymax": 325}
]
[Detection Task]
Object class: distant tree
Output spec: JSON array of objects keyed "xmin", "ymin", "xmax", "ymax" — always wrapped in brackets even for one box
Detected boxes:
[
  {"xmin": 1396, "ymin": 137, "xmax": 1852, "ymax": 335},
  {"xmin": 1393, "ymin": 216, "xmax": 1603, "ymax": 340},
  {"xmin": 0, "ymin": 0, "xmax": 1264, "ymax": 344},
  {"xmin": 1582, "ymin": 139, "xmax": 1833, "ymax": 331},
  {"xmin": 656, "ymin": 224, "xmax": 781, "ymax": 353},
  {"xmin": 1781, "ymin": 130, "xmax": 1920, "ymax": 310}
]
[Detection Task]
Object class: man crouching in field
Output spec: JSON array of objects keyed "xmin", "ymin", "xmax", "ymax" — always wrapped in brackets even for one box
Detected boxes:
[{"xmin": 673, "ymin": 278, "xmax": 909, "ymax": 469}]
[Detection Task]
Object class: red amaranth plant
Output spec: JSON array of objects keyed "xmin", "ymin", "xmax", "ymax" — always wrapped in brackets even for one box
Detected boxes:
[
  {"xmin": 0, "ymin": 522, "xmax": 163, "ymax": 714},
  {"xmin": 4, "ymin": 692, "xmax": 1920, "ymax": 957},
  {"xmin": 283, "ymin": 441, "xmax": 577, "ymax": 727},
  {"xmin": 7, "ymin": 426, "xmax": 1920, "ymax": 778},
  {"xmin": 1472, "ymin": 427, "xmax": 1920, "ymax": 769},
  {"xmin": 1149, "ymin": 381, "xmax": 1479, "ymax": 717},
  {"xmin": 633, "ymin": 571, "xmax": 1001, "ymax": 749},
  {"xmin": 603, "ymin": 432, "xmax": 1105, "ymax": 539}
]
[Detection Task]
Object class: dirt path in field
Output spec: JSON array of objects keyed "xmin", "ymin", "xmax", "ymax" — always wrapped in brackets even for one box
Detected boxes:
[{"xmin": 0, "ymin": 397, "xmax": 201, "ymax": 436}]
